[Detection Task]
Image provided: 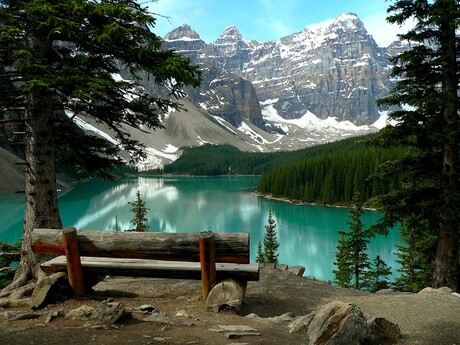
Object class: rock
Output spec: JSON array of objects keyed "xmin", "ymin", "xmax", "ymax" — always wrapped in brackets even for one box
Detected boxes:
[
  {"xmin": 245, "ymin": 313, "xmax": 258, "ymax": 319},
  {"xmin": 143, "ymin": 311, "xmax": 173, "ymax": 324},
  {"xmin": 175, "ymin": 310, "xmax": 190, "ymax": 318},
  {"xmin": 419, "ymin": 286, "xmax": 453, "ymax": 294},
  {"xmin": 65, "ymin": 305, "xmax": 95, "ymax": 320},
  {"xmin": 375, "ymin": 288, "xmax": 397, "ymax": 294},
  {"xmin": 451, "ymin": 292, "xmax": 460, "ymax": 299},
  {"xmin": 418, "ymin": 287, "xmax": 436, "ymax": 294},
  {"xmin": 288, "ymin": 266, "xmax": 305, "ymax": 276},
  {"xmin": 267, "ymin": 312, "xmax": 297, "ymax": 324},
  {"xmin": 303, "ymin": 301, "xmax": 369, "ymax": 345},
  {"xmin": 2, "ymin": 311, "xmax": 16, "ymax": 320},
  {"xmin": 138, "ymin": 304, "xmax": 156, "ymax": 313},
  {"xmin": 276, "ymin": 264, "xmax": 288, "ymax": 271},
  {"xmin": 288, "ymin": 314, "xmax": 314, "ymax": 334},
  {"xmin": 210, "ymin": 325, "xmax": 261, "ymax": 338},
  {"xmin": 10, "ymin": 312, "xmax": 41, "ymax": 321},
  {"xmin": 367, "ymin": 317, "xmax": 403, "ymax": 342},
  {"xmin": 436, "ymin": 286, "xmax": 453, "ymax": 294},
  {"xmin": 30, "ymin": 272, "xmax": 70, "ymax": 309},
  {"xmin": 45, "ymin": 308, "xmax": 65, "ymax": 324},
  {"xmin": 84, "ymin": 300, "xmax": 127, "ymax": 327}
]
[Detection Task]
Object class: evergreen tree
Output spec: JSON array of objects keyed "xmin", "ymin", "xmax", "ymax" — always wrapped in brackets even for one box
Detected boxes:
[
  {"xmin": 372, "ymin": 0, "xmax": 459, "ymax": 290},
  {"xmin": 394, "ymin": 218, "xmax": 437, "ymax": 292},
  {"xmin": 333, "ymin": 231, "xmax": 353, "ymax": 288},
  {"xmin": 339, "ymin": 191, "xmax": 371, "ymax": 290},
  {"xmin": 263, "ymin": 209, "xmax": 280, "ymax": 264},
  {"xmin": 128, "ymin": 191, "xmax": 149, "ymax": 232},
  {"xmin": 256, "ymin": 241, "xmax": 264, "ymax": 264},
  {"xmin": 369, "ymin": 255, "xmax": 392, "ymax": 292},
  {"xmin": 0, "ymin": 0, "xmax": 201, "ymax": 293}
]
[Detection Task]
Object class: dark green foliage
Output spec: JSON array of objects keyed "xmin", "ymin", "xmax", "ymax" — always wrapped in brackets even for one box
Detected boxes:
[
  {"xmin": 263, "ymin": 209, "xmax": 279, "ymax": 264},
  {"xmin": 0, "ymin": 0, "xmax": 202, "ymax": 179},
  {"xmin": 256, "ymin": 241, "xmax": 264, "ymax": 264},
  {"xmin": 158, "ymin": 136, "xmax": 405, "ymax": 207},
  {"xmin": 371, "ymin": 0, "xmax": 459, "ymax": 289},
  {"xmin": 393, "ymin": 218, "xmax": 437, "ymax": 292},
  {"xmin": 333, "ymin": 231, "xmax": 353, "ymax": 288},
  {"xmin": 0, "ymin": 242, "xmax": 21, "ymax": 288},
  {"xmin": 333, "ymin": 191, "xmax": 371, "ymax": 290},
  {"xmin": 368, "ymin": 255, "xmax": 392, "ymax": 292},
  {"xmin": 128, "ymin": 191, "xmax": 149, "ymax": 232},
  {"xmin": 258, "ymin": 140, "xmax": 405, "ymax": 206}
]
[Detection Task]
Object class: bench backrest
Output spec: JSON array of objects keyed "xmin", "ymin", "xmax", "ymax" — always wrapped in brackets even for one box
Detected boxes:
[{"xmin": 31, "ymin": 228, "xmax": 250, "ymax": 264}]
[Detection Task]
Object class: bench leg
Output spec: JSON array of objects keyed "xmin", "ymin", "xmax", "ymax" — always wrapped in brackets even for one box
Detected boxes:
[
  {"xmin": 63, "ymin": 227, "xmax": 85, "ymax": 295},
  {"xmin": 206, "ymin": 279, "xmax": 246, "ymax": 313},
  {"xmin": 199, "ymin": 231, "xmax": 216, "ymax": 300}
]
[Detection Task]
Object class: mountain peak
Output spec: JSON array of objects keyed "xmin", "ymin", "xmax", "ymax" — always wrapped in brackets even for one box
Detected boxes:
[
  {"xmin": 164, "ymin": 24, "xmax": 201, "ymax": 41},
  {"xmin": 216, "ymin": 25, "xmax": 243, "ymax": 42}
]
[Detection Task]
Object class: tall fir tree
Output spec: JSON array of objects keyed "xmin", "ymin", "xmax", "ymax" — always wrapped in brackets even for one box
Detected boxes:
[
  {"xmin": 394, "ymin": 217, "xmax": 437, "ymax": 292},
  {"xmin": 341, "ymin": 190, "xmax": 371, "ymax": 290},
  {"xmin": 368, "ymin": 255, "xmax": 392, "ymax": 292},
  {"xmin": 263, "ymin": 209, "xmax": 280, "ymax": 264},
  {"xmin": 0, "ymin": 0, "xmax": 201, "ymax": 294},
  {"xmin": 371, "ymin": 0, "xmax": 459, "ymax": 290},
  {"xmin": 333, "ymin": 231, "xmax": 353, "ymax": 288},
  {"xmin": 128, "ymin": 191, "xmax": 149, "ymax": 232},
  {"xmin": 256, "ymin": 241, "xmax": 264, "ymax": 264}
]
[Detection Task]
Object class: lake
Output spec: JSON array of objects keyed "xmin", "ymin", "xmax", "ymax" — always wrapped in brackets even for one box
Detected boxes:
[{"xmin": 0, "ymin": 176, "xmax": 400, "ymax": 281}]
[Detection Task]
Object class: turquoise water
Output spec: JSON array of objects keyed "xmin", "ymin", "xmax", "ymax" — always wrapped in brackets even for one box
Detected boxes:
[{"xmin": 0, "ymin": 176, "xmax": 400, "ymax": 281}]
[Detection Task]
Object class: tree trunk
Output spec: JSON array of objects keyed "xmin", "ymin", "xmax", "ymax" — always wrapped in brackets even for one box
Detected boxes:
[
  {"xmin": 2, "ymin": 88, "xmax": 63, "ymax": 295},
  {"xmin": 432, "ymin": 1, "xmax": 459, "ymax": 291}
]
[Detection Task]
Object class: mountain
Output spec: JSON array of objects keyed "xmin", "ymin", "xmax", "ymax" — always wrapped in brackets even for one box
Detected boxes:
[
  {"xmin": 0, "ymin": 13, "xmax": 399, "ymax": 173},
  {"xmin": 163, "ymin": 13, "xmax": 394, "ymax": 129}
]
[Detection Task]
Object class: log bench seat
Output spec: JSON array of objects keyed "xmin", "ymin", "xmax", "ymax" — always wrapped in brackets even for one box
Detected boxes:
[{"xmin": 31, "ymin": 227, "xmax": 260, "ymax": 312}]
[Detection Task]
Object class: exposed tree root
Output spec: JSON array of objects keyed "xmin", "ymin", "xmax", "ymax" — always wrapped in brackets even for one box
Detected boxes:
[
  {"xmin": 0, "ymin": 271, "xmax": 31, "ymax": 298},
  {"xmin": 0, "ymin": 297, "xmax": 31, "ymax": 308}
]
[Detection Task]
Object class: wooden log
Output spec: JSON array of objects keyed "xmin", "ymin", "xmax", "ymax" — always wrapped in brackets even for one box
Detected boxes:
[
  {"xmin": 32, "ymin": 229, "xmax": 250, "ymax": 264},
  {"xmin": 40, "ymin": 256, "xmax": 260, "ymax": 282},
  {"xmin": 206, "ymin": 279, "xmax": 246, "ymax": 313},
  {"xmin": 200, "ymin": 231, "xmax": 216, "ymax": 300},
  {"xmin": 62, "ymin": 227, "xmax": 85, "ymax": 295}
]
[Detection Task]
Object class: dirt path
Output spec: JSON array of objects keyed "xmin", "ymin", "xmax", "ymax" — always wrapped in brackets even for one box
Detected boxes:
[{"xmin": 1, "ymin": 268, "xmax": 460, "ymax": 344}]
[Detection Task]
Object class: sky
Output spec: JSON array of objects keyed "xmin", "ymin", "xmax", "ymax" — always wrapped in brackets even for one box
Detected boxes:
[{"xmin": 145, "ymin": 0, "xmax": 413, "ymax": 47}]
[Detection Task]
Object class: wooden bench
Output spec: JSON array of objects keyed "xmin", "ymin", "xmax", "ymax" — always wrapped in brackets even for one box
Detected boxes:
[{"xmin": 31, "ymin": 227, "xmax": 259, "ymax": 311}]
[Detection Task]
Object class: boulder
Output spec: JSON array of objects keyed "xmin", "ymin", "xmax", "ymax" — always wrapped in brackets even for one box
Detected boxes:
[
  {"xmin": 288, "ymin": 266, "xmax": 305, "ymax": 276},
  {"xmin": 288, "ymin": 301, "xmax": 402, "ymax": 345},
  {"xmin": 367, "ymin": 317, "xmax": 403, "ymax": 342},
  {"xmin": 305, "ymin": 301, "xmax": 368, "ymax": 345}
]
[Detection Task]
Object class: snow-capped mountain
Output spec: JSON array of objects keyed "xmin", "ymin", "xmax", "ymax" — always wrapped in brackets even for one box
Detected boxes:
[
  {"xmin": 163, "ymin": 13, "xmax": 395, "ymax": 129},
  {"xmin": 68, "ymin": 13, "xmax": 398, "ymax": 170},
  {"xmin": 0, "ymin": 13, "xmax": 400, "ymax": 172}
]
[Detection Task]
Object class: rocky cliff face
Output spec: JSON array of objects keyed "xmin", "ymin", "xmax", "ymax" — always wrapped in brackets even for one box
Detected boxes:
[{"xmin": 163, "ymin": 13, "xmax": 395, "ymax": 128}]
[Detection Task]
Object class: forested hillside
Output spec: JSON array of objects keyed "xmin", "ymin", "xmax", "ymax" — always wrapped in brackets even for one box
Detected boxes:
[
  {"xmin": 257, "ymin": 143, "xmax": 405, "ymax": 205},
  {"xmin": 155, "ymin": 135, "xmax": 405, "ymax": 206}
]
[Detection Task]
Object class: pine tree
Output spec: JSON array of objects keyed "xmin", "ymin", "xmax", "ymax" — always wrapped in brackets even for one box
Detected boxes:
[
  {"xmin": 128, "ymin": 191, "xmax": 149, "ymax": 232},
  {"xmin": 256, "ymin": 241, "xmax": 264, "ymax": 264},
  {"xmin": 393, "ymin": 218, "xmax": 436, "ymax": 292},
  {"xmin": 333, "ymin": 231, "xmax": 353, "ymax": 288},
  {"xmin": 348, "ymin": 191, "xmax": 371, "ymax": 289},
  {"xmin": 369, "ymin": 255, "xmax": 392, "ymax": 292},
  {"xmin": 371, "ymin": 0, "xmax": 459, "ymax": 290},
  {"xmin": 263, "ymin": 209, "xmax": 279, "ymax": 264},
  {"xmin": 0, "ymin": 0, "xmax": 201, "ymax": 293}
]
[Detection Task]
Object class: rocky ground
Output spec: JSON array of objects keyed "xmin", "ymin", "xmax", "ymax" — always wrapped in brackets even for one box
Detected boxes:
[{"xmin": 1, "ymin": 267, "xmax": 460, "ymax": 345}]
